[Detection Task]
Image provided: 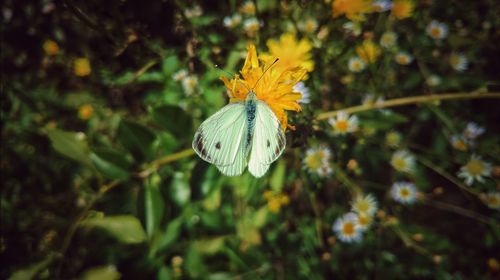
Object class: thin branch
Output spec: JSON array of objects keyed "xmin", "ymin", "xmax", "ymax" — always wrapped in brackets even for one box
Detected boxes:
[
  {"xmin": 422, "ymin": 198, "xmax": 492, "ymax": 225},
  {"xmin": 417, "ymin": 156, "xmax": 479, "ymax": 196},
  {"xmin": 316, "ymin": 92, "xmax": 500, "ymax": 120}
]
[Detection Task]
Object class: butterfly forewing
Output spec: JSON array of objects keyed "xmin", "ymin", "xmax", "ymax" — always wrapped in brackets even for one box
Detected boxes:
[
  {"xmin": 192, "ymin": 103, "xmax": 248, "ymax": 166},
  {"xmin": 248, "ymin": 101, "xmax": 286, "ymax": 177}
]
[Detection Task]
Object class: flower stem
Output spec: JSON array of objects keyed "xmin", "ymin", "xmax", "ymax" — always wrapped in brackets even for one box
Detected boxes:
[{"xmin": 316, "ymin": 92, "xmax": 500, "ymax": 120}]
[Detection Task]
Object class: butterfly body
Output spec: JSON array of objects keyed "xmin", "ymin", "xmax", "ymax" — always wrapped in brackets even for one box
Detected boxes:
[{"xmin": 193, "ymin": 91, "xmax": 285, "ymax": 178}]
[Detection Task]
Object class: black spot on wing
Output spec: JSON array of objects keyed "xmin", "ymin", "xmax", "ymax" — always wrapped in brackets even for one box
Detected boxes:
[
  {"xmin": 195, "ymin": 131, "xmax": 211, "ymax": 161},
  {"xmin": 266, "ymin": 140, "xmax": 270, "ymax": 147},
  {"xmin": 215, "ymin": 141, "xmax": 221, "ymax": 149}
]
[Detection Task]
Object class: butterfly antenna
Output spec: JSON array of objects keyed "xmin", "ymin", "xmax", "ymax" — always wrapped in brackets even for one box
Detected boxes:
[{"xmin": 251, "ymin": 58, "xmax": 279, "ymax": 90}]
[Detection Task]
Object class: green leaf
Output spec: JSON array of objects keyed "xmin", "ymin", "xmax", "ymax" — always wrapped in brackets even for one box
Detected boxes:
[
  {"xmin": 170, "ymin": 172, "xmax": 191, "ymax": 206},
  {"xmin": 270, "ymin": 160, "xmax": 286, "ymax": 192},
  {"xmin": 253, "ymin": 207, "xmax": 268, "ymax": 229},
  {"xmin": 193, "ymin": 236, "xmax": 225, "ymax": 255},
  {"xmin": 8, "ymin": 254, "xmax": 55, "ymax": 280},
  {"xmin": 89, "ymin": 153, "xmax": 130, "ymax": 180},
  {"xmin": 144, "ymin": 174, "xmax": 165, "ymax": 239},
  {"xmin": 162, "ymin": 55, "xmax": 179, "ymax": 77},
  {"xmin": 158, "ymin": 216, "xmax": 184, "ymax": 251},
  {"xmin": 79, "ymin": 266, "xmax": 121, "ymax": 280},
  {"xmin": 185, "ymin": 246, "xmax": 206, "ymax": 278},
  {"xmin": 81, "ymin": 215, "xmax": 147, "ymax": 244},
  {"xmin": 117, "ymin": 120, "xmax": 156, "ymax": 160},
  {"xmin": 151, "ymin": 105, "xmax": 192, "ymax": 138},
  {"xmin": 47, "ymin": 129, "xmax": 91, "ymax": 166}
]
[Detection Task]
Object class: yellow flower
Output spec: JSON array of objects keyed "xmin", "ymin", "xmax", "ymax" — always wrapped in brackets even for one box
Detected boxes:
[
  {"xmin": 261, "ymin": 33, "xmax": 314, "ymax": 80},
  {"xmin": 240, "ymin": 1, "xmax": 256, "ymax": 15},
  {"xmin": 43, "ymin": 40, "xmax": 59, "ymax": 56},
  {"xmin": 332, "ymin": 0, "xmax": 374, "ymax": 22},
  {"xmin": 73, "ymin": 58, "xmax": 91, "ymax": 77},
  {"xmin": 356, "ymin": 40, "xmax": 381, "ymax": 63},
  {"xmin": 78, "ymin": 104, "xmax": 94, "ymax": 120},
  {"xmin": 221, "ymin": 44, "xmax": 306, "ymax": 131},
  {"xmin": 263, "ymin": 190, "xmax": 290, "ymax": 213},
  {"xmin": 391, "ymin": 0, "xmax": 414, "ymax": 20}
]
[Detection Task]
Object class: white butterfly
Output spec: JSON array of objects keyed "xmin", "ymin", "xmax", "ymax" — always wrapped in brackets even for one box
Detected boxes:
[{"xmin": 192, "ymin": 90, "xmax": 285, "ymax": 177}]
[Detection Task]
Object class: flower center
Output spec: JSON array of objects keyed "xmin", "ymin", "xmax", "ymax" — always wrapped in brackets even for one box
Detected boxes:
[
  {"xmin": 356, "ymin": 200, "xmax": 369, "ymax": 212},
  {"xmin": 305, "ymin": 152, "xmax": 325, "ymax": 170},
  {"xmin": 358, "ymin": 215, "xmax": 371, "ymax": 226},
  {"xmin": 400, "ymin": 188, "xmax": 410, "ymax": 198},
  {"xmin": 453, "ymin": 139, "xmax": 467, "ymax": 151},
  {"xmin": 487, "ymin": 196, "xmax": 500, "ymax": 207},
  {"xmin": 393, "ymin": 158, "xmax": 407, "ymax": 170},
  {"xmin": 336, "ymin": 120, "xmax": 348, "ymax": 132},
  {"xmin": 431, "ymin": 27, "xmax": 441, "ymax": 37},
  {"xmin": 465, "ymin": 160, "xmax": 485, "ymax": 175},
  {"xmin": 397, "ymin": 56, "xmax": 408, "ymax": 64},
  {"xmin": 342, "ymin": 222, "xmax": 355, "ymax": 235}
]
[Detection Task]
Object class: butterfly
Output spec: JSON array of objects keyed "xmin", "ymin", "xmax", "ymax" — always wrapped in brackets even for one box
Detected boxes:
[{"xmin": 192, "ymin": 84, "xmax": 285, "ymax": 178}]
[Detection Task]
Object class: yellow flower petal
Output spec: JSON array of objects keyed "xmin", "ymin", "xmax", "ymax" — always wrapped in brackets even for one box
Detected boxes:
[{"xmin": 221, "ymin": 44, "xmax": 306, "ymax": 131}]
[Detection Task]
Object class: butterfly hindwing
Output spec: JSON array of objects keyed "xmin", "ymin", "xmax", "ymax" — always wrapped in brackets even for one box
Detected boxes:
[
  {"xmin": 192, "ymin": 103, "xmax": 248, "ymax": 167},
  {"xmin": 248, "ymin": 101, "xmax": 286, "ymax": 177}
]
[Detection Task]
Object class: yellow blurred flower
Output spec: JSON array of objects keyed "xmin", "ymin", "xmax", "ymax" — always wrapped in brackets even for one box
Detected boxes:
[
  {"xmin": 221, "ymin": 44, "xmax": 306, "ymax": 131},
  {"xmin": 391, "ymin": 0, "xmax": 414, "ymax": 20},
  {"xmin": 263, "ymin": 191, "xmax": 290, "ymax": 213},
  {"xmin": 356, "ymin": 40, "xmax": 381, "ymax": 63},
  {"xmin": 332, "ymin": 0, "xmax": 374, "ymax": 21},
  {"xmin": 261, "ymin": 33, "xmax": 314, "ymax": 80},
  {"xmin": 73, "ymin": 58, "xmax": 91, "ymax": 77},
  {"xmin": 78, "ymin": 104, "xmax": 94, "ymax": 120},
  {"xmin": 240, "ymin": 1, "xmax": 256, "ymax": 15},
  {"xmin": 43, "ymin": 40, "xmax": 59, "ymax": 56}
]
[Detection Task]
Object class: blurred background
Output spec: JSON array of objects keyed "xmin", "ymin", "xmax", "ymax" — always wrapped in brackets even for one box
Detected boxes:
[{"xmin": 1, "ymin": 0, "xmax": 500, "ymax": 279}]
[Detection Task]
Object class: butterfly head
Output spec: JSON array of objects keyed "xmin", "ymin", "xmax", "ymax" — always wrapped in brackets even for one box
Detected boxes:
[{"xmin": 246, "ymin": 90, "xmax": 257, "ymax": 102}]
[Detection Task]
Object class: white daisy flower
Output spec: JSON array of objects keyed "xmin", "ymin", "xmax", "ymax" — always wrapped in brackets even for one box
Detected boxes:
[
  {"xmin": 362, "ymin": 93, "xmax": 385, "ymax": 106},
  {"xmin": 457, "ymin": 155, "xmax": 492, "ymax": 186},
  {"xmin": 181, "ymin": 75, "xmax": 198, "ymax": 96},
  {"xmin": 223, "ymin": 14, "xmax": 242, "ymax": 29},
  {"xmin": 303, "ymin": 146, "xmax": 333, "ymax": 177},
  {"xmin": 380, "ymin": 32, "xmax": 398, "ymax": 48},
  {"xmin": 426, "ymin": 75, "xmax": 441, "ymax": 86},
  {"xmin": 298, "ymin": 18, "xmax": 318, "ymax": 33},
  {"xmin": 483, "ymin": 192, "xmax": 500, "ymax": 210},
  {"xmin": 172, "ymin": 69, "xmax": 188, "ymax": 81},
  {"xmin": 391, "ymin": 181, "xmax": 418, "ymax": 205},
  {"xmin": 328, "ymin": 112, "xmax": 359, "ymax": 135},
  {"xmin": 450, "ymin": 134, "xmax": 468, "ymax": 151},
  {"xmin": 373, "ymin": 0, "xmax": 393, "ymax": 12},
  {"xmin": 390, "ymin": 150, "xmax": 416, "ymax": 173},
  {"xmin": 351, "ymin": 193, "xmax": 378, "ymax": 216},
  {"xmin": 385, "ymin": 131, "xmax": 402, "ymax": 148},
  {"xmin": 357, "ymin": 213, "xmax": 374, "ymax": 230},
  {"xmin": 333, "ymin": 212, "xmax": 363, "ymax": 243},
  {"xmin": 449, "ymin": 53, "xmax": 468, "ymax": 72},
  {"xmin": 240, "ymin": 1, "xmax": 256, "ymax": 15},
  {"xmin": 293, "ymin": 82, "xmax": 311, "ymax": 104},
  {"xmin": 243, "ymin": 18, "xmax": 260, "ymax": 36},
  {"xmin": 184, "ymin": 5, "xmax": 203, "ymax": 19},
  {"xmin": 348, "ymin": 56, "xmax": 366, "ymax": 73},
  {"xmin": 426, "ymin": 20, "xmax": 449, "ymax": 40},
  {"xmin": 343, "ymin": 21, "xmax": 362, "ymax": 36},
  {"xmin": 463, "ymin": 122, "xmax": 485, "ymax": 140},
  {"xmin": 395, "ymin": 51, "xmax": 414, "ymax": 65}
]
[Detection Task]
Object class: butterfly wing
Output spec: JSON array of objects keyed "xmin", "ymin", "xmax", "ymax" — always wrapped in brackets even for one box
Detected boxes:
[
  {"xmin": 216, "ymin": 142, "xmax": 248, "ymax": 176},
  {"xmin": 192, "ymin": 103, "xmax": 248, "ymax": 167},
  {"xmin": 248, "ymin": 101, "xmax": 286, "ymax": 178}
]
